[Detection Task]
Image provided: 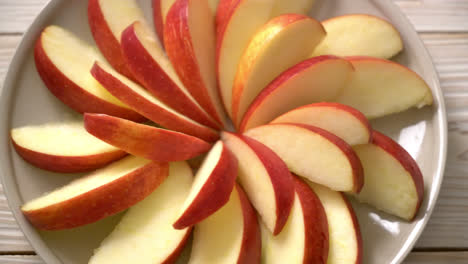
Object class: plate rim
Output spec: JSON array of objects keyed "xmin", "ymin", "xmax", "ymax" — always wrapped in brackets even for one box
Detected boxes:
[{"xmin": 0, "ymin": 0, "xmax": 448, "ymax": 263}]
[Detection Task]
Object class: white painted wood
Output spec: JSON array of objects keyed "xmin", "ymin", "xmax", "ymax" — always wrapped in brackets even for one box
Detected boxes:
[
  {"xmin": 0, "ymin": 0, "xmax": 48, "ymax": 34},
  {"xmin": 0, "ymin": 36, "xmax": 21, "ymax": 83},
  {"xmin": 394, "ymin": 0, "xmax": 468, "ymax": 32},
  {"xmin": 0, "ymin": 184, "xmax": 34, "ymax": 252},
  {"xmin": 405, "ymin": 252, "xmax": 468, "ymax": 263},
  {"xmin": 0, "ymin": 256, "xmax": 43, "ymax": 264}
]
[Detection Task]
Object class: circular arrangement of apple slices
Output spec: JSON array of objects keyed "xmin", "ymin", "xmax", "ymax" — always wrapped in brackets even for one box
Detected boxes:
[{"xmin": 10, "ymin": 0, "xmax": 433, "ymax": 263}]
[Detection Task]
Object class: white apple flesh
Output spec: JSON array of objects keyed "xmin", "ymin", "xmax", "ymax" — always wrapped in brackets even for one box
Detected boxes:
[{"xmin": 89, "ymin": 161, "xmax": 193, "ymax": 264}]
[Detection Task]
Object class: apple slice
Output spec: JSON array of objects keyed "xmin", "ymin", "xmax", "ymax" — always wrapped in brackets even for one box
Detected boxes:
[
  {"xmin": 221, "ymin": 132, "xmax": 294, "ymax": 235},
  {"xmin": 88, "ymin": 0, "xmax": 147, "ymax": 79},
  {"xmin": 164, "ymin": 0, "xmax": 226, "ymax": 126},
  {"xmin": 84, "ymin": 113, "xmax": 212, "ymax": 162},
  {"xmin": 34, "ymin": 25, "xmax": 143, "ymax": 122},
  {"xmin": 231, "ymin": 14, "xmax": 326, "ymax": 125},
  {"xmin": 244, "ymin": 123, "xmax": 363, "ymax": 193},
  {"xmin": 353, "ymin": 131, "xmax": 424, "ymax": 220},
  {"xmin": 121, "ymin": 21, "xmax": 220, "ymax": 130},
  {"xmin": 216, "ymin": 0, "xmax": 317, "ymax": 116},
  {"xmin": 335, "ymin": 57, "xmax": 433, "ymax": 119},
  {"xmin": 262, "ymin": 176, "xmax": 329, "ymax": 264},
  {"xmin": 308, "ymin": 182, "xmax": 362, "ymax": 264},
  {"xmin": 22, "ymin": 156, "xmax": 168, "ymax": 230},
  {"xmin": 271, "ymin": 0, "xmax": 315, "ymax": 17},
  {"xmin": 153, "ymin": 0, "xmax": 177, "ymax": 45},
  {"xmin": 173, "ymin": 141, "xmax": 237, "ymax": 229},
  {"xmin": 11, "ymin": 121, "xmax": 126, "ymax": 173},
  {"xmin": 216, "ymin": 0, "xmax": 275, "ymax": 116},
  {"xmin": 207, "ymin": 0, "xmax": 219, "ymax": 14},
  {"xmin": 239, "ymin": 56, "xmax": 354, "ymax": 132},
  {"xmin": 188, "ymin": 184, "xmax": 261, "ymax": 264},
  {"xmin": 270, "ymin": 103, "xmax": 371, "ymax": 146},
  {"xmin": 311, "ymin": 14, "xmax": 403, "ymax": 59},
  {"xmin": 91, "ymin": 61, "xmax": 219, "ymax": 142},
  {"xmin": 89, "ymin": 161, "xmax": 193, "ymax": 264}
]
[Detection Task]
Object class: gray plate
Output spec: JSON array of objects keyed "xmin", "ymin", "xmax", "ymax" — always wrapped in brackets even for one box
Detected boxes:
[{"xmin": 0, "ymin": 0, "xmax": 447, "ymax": 263}]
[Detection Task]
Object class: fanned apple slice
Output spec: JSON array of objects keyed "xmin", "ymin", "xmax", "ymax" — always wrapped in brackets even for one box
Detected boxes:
[
  {"xmin": 239, "ymin": 56, "xmax": 353, "ymax": 132},
  {"xmin": 270, "ymin": 103, "xmax": 371, "ymax": 146},
  {"xmin": 217, "ymin": 0, "xmax": 317, "ymax": 116},
  {"xmin": 34, "ymin": 25, "xmax": 143, "ymax": 122},
  {"xmin": 88, "ymin": 0, "xmax": 146, "ymax": 79},
  {"xmin": 121, "ymin": 21, "xmax": 220, "ymax": 130},
  {"xmin": 232, "ymin": 15, "xmax": 326, "ymax": 125},
  {"xmin": 245, "ymin": 123, "xmax": 363, "ymax": 193},
  {"xmin": 188, "ymin": 184, "xmax": 261, "ymax": 264},
  {"xmin": 11, "ymin": 121, "xmax": 126, "ymax": 173},
  {"xmin": 335, "ymin": 57, "xmax": 433, "ymax": 119},
  {"xmin": 84, "ymin": 114, "xmax": 212, "ymax": 162},
  {"xmin": 216, "ymin": 0, "xmax": 275, "ymax": 116},
  {"xmin": 22, "ymin": 156, "xmax": 168, "ymax": 230},
  {"xmin": 89, "ymin": 161, "xmax": 193, "ymax": 264},
  {"xmin": 153, "ymin": 0, "xmax": 177, "ymax": 45},
  {"xmin": 262, "ymin": 176, "xmax": 329, "ymax": 264},
  {"xmin": 207, "ymin": 0, "xmax": 219, "ymax": 14},
  {"xmin": 221, "ymin": 132, "xmax": 294, "ymax": 235},
  {"xmin": 173, "ymin": 141, "xmax": 237, "ymax": 229},
  {"xmin": 311, "ymin": 14, "xmax": 403, "ymax": 59},
  {"xmin": 91, "ymin": 61, "xmax": 219, "ymax": 142},
  {"xmin": 164, "ymin": 0, "xmax": 226, "ymax": 126},
  {"xmin": 308, "ymin": 182, "xmax": 363, "ymax": 264},
  {"xmin": 353, "ymin": 131, "xmax": 424, "ymax": 220},
  {"xmin": 271, "ymin": 0, "xmax": 315, "ymax": 17}
]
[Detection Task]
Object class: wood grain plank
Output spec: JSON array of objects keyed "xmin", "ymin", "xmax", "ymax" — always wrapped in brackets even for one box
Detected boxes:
[
  {"xmin": 0, "ymin": 256, "xmax": 42, "ymax": 264},
  {"xmin": 0, "ymin": 185, "xmax": 34, "ymax": 252},
  {"xmin": 0, "ymin": 0, "xmax": 48, "ymax": 34},
  {"xmin": 394, "ymin": 0, "xmax": 468, "ymax": 32},
  {"xmin": 0, "ymin": 0, "xmax": 467, "ymax": 33},
  {"xmin": 0, "ymin": 252, "xmax": 467, "ymax": 264},
  {"xmin": 405, "ymin": 252, "xmax": 468, "ymax": 263},
  {"xmin": 0, "ymin": 36, "xmax": 21, "ymax": 83}
]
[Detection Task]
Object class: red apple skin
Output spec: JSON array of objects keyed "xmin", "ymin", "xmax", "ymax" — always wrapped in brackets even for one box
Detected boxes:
[
  {"xmin": 294, "ymin": 176, "xmax": 329, "ymax": 264},
  {"xmin": 285, "ymin": 123, "xmax": 365, "ymax": 193},
  {"xmin": 91, "ymin": 62, "xmax": 219, "ymax": 143},
  {"xmin": 173, "ymin": 143, "xmax": 238, "ymax": 229},
  {"xmin": 120, "ymin": 22, "xmax": 221, "ymax": 130},
  {"xmin": 87, "ymin": 0, "xmax": 134, "ymax": 80},
  {"xmin": 164, "ymin": 0, "xmax": 224, "ymax": 125},
  {"xmin": 371, "ymin": 130, "xmax": 424, "ymax": 220},
  {"xmin": 22, "ymin": 161, "xmax": 169, "ymax": 230},
  {"xmin": 34, "ymin": 36, "xmax": 145, "ymax": 122},
  {"xmin": 341, "ymin": 193, "xmax": 363, "ymax": 264},
  {"xmin": 11, "ymin": 138, "xmax": 127, "ymax": 173},
  {"xmin": 84, "ymin": 113, "xmax": 212, "ymax": 162},
  {"xmin": 228, "ymin": 132, "xmax": 295, "ymax": 235},
  {"xmin": 162, "ymin": 227, "xmax": 193, "ymax": 264},
  {"xmin": 235, "ymin": 184, "xmax": 262, "ymax": 264},
  {"xmin": 239, "ymin": 55, "xmax": 344, "ymax": 132},
  {"xmin": 152, "ymin": 0, "xmax": 165, "ymax": 48}
]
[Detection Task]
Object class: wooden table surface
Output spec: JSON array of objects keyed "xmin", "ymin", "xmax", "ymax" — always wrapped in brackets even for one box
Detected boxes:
[{"xmin": 0, "ymin": 0, "xmax": 467, "ymax": 263}]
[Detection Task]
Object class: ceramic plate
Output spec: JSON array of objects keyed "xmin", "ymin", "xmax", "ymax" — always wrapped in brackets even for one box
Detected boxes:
[{"xmin": 0, "ymin": 0, "xmax": 447, "ymax": 263}]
